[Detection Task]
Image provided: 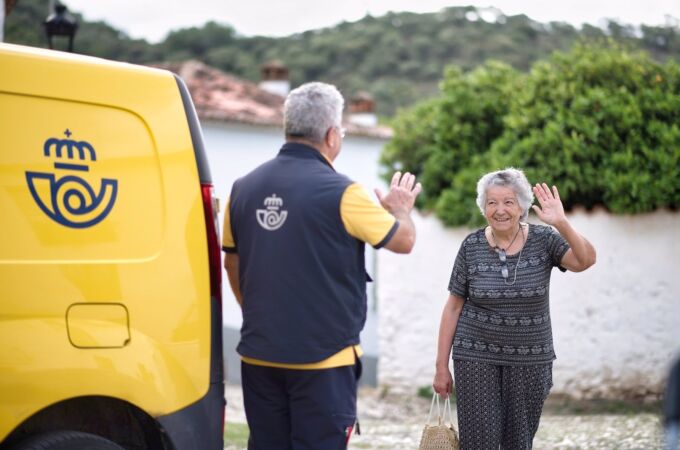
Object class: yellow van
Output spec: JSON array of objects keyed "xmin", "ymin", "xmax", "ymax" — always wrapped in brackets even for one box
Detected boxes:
[{"xmin": 0, "ymin": 43, "xmax": 224, "ymax": 450}]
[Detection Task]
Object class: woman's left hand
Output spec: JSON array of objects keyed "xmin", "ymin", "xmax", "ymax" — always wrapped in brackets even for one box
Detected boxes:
[{"xmin": 531, "ymin": 183, "xmax": 567, "ymax": 226}]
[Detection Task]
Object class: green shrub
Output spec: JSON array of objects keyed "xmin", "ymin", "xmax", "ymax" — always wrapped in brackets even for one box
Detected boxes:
[
  {"xmin": 382, "ymin": 42, "xmax": 680, "ymax": 226},
  {"xmin": 382, "ymin": 61, "xmax": 520, "ymax": 214}
]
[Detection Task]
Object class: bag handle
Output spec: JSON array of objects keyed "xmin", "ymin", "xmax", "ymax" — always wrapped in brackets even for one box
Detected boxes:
[
  {"xmin": 427, "ymin": 393, "xmax": 443, "ymax": 426},
  {"xmin": 426, "ymin": 393, "xmax": 439, "ymax": 425},
  {"xmin": 442, "ymin": 395, "xmax": 454, "ymax": 427},
  {"xmin": 427, "ymin": 393, "xmax": 455, "ymax": 427}
]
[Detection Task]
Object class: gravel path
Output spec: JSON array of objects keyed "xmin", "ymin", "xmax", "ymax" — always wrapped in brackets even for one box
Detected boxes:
[{"xmin": 225, "ymin": 384, "xmax": 666, "ymax": 449}]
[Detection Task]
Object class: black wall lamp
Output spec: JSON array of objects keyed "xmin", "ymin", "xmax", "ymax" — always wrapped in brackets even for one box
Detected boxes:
[{"xmin": 44, "ymin": 3, "xmax": 78, "ymax": 52}]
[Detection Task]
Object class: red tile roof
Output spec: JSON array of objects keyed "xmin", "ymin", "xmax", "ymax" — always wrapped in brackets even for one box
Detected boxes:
[
  {"xmin": 155, "ymin": 60, "xmax": 285, "ymax": 126},
  {"xmin": 154, "ymin": 60, "xmax": 392, "ymax": 139}
]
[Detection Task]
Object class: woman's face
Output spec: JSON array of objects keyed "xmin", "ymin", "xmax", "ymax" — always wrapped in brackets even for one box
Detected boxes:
[{"xmin": 484, "ymin": 185, "xmax": 523, "ymax": 232}]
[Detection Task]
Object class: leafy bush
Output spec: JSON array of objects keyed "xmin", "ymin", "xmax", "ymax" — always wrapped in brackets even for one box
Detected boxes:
[
  {"xmin": 382, "ymin": 43, "xmax": 680, "ymax": 226},
  {"xmin": 381, "ymin": 61, "xmax": 520, "ymax": 213}
]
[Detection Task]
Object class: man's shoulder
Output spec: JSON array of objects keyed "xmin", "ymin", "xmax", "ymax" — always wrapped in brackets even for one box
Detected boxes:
[
  {"xmin": 232, "ymin": 157, "xmax": 280, "ymax": 187},
  {"xmin": 306, "ymin": 164, "xmax": 354, "ymax": 190},
  {"xmin": 232, "ymin": 158, "xmax": 354, "ymax": 200},
  {"xmin": 330, "ymin": 171, "xmax": 354, "ymax": 187},
  {"xmin": 248, "ymin": 156, "xmax": 281, "ymax": 177}
]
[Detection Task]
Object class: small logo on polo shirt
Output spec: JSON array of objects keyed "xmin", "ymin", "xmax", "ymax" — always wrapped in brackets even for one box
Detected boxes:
[{"xmin": 256, "ymin": 194, "xmax": 288, "ymax": 231}]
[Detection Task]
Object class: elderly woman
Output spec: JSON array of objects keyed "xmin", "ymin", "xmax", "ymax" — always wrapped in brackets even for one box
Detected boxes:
[{"xmin": 433, "ymin": 168, "xmax": 596, "ymax": 449}]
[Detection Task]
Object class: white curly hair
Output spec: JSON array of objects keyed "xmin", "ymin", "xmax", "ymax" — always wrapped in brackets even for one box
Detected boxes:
[{"xmin": 476, "ymin": 168, "xmax": 534, "ymax": 221}]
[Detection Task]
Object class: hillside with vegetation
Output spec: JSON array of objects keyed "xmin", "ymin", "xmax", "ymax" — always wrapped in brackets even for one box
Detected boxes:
[
  {"xmin": 6, "ymin": 2, "xmax": 679, "ymax": 219},
  {"xmin": 6, "ymin": 0, "xmax": 680, "ymax": 116}
]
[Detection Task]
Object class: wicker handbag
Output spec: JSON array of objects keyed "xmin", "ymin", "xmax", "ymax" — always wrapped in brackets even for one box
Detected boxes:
[{"xmin": 419, "ymin": 393, "xmax": 460, "ymax": 450}]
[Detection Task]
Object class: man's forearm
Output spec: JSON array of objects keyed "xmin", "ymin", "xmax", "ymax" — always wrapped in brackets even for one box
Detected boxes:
[
  {"xmin": 393, "ymin": 209, "xmax": 416, "ymax": 241},
  {"xmin": 384, "ymin": 209, "xmax": 416, "ymax": 253},
  {"xmin": 225, "ymin": 253, "xmax": 243, "ymax": 307}
]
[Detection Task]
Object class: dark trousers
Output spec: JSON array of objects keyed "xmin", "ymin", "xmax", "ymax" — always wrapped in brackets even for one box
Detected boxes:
[
  {"xmin": 453, "ymin": 360, "xmax": 553, "ymax": 450},
  {"xmin": 241, "ymin": 359, "xmax": 362, "ymax": 450}
]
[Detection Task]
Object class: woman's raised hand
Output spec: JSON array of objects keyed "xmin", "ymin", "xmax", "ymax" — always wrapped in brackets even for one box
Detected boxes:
[{"xmin": 531, "ymin": 183, "xmax": 567, "ymax": 227}]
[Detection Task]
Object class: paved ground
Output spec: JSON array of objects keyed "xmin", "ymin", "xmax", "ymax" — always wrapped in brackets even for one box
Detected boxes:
[{"xmin": 225, "ymin": 384, "xmax": 667, "ymax": 449}]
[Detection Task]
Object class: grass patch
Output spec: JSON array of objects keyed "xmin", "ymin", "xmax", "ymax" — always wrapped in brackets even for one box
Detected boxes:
[
  {"xmin": 544, "ymin": 396, "xmax": 663, "ymax": 415},
  {"xmin": 224, "ymin": 422, "xmax": 249, "ymax": 448},
  {"xmin": 417, "ymin": 385, "xmax": 433, "ymax": 399},
  {"xmin": 417, "ymin": 385, "xmax": 457, "ymax": 403}
]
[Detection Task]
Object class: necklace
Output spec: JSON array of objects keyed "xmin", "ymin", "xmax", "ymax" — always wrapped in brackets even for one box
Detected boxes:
[
  {"xmin": 491, "ymin": 224, "xmax": 521, "ymax": 251},
  {"xmin": 491, "ymin": 224, "xmax": 525, "ymax": 286}
]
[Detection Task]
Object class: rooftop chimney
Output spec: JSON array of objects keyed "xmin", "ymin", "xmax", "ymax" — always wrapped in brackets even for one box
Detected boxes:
[
  {"xmin": 259, "ymin": 60, "xmax": 290, "ymax": 97},
  {"xmin": 347, "ymin": 91, "xmax": 377, "ymax": 127}
]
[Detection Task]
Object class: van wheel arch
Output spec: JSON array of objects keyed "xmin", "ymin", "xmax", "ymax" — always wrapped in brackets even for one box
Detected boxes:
[
  {"xmin": 7, "ymin": 430, "xmax": 124, "ymax": 450},
  {"xmin": 2, "ymin": 397, "xmax": 171, "ymax": 450}
]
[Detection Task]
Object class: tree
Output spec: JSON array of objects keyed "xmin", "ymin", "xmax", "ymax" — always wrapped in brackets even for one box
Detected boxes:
[
  {"xmin": 382, "ymin": 43, "xmax": 680, "ymax": 226},
  {"xmin": 381, "ymin": 61, "xmax": 520, "ymax": 220},
  {"xmin": 6, "ymin": 2, "xmax": 680, "ymax": 117}
]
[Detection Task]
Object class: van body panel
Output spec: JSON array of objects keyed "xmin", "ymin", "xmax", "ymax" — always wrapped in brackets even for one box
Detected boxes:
[
  {"xmin": 0, "ymin": 44, "xmax": 220, "ymax": 447},
  {"xmin": 0, "ymin": 319, "xmax": 203, "ymax": 436}
]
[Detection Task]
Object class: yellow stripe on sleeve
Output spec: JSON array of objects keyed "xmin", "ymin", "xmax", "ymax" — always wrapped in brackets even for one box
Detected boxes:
[
  {"xmin": 340, "ymin": 183, "xmax": 397, "ymax": 247},
  {"xmin": 221, "ymin": 197, "xmax": 236, "ymax": 251}
]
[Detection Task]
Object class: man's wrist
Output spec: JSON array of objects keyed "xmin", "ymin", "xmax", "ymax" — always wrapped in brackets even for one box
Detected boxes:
[{"xmin": 390, "ymin": 208, "xmax": 411, "ymax": 221}]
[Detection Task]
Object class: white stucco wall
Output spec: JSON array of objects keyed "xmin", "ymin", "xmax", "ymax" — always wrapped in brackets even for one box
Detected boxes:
[{"xmin": 377, "ymin": 208, "xmax": 680, "ymax": 399}]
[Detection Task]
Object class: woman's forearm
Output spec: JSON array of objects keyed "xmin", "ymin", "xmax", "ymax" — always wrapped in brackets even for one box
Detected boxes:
[
  {"xmin": 436, "ymin": 294, "xmax": 464, "ymax": 370},
  {"xmin": 554, "ymin": 218, "xmax": 596, "ymax": 270}
]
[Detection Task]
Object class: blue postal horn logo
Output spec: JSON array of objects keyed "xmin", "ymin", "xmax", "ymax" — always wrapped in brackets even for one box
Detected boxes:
[{"xmin": 26, "ymin": 129, "xmax": 118, "ymax": 228}]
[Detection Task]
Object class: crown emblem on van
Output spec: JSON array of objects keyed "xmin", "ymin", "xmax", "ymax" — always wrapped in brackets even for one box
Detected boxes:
[
  {"xmin": 25, "ymin": 130, "xmax": 118, "ymax": 228},
  {"xmin": 256, "ymin": 194, "xmax": 288, "ymax": 231},
  {"xmin": 43, "ymin": 128, "xmax": 97, "ymax": 162}
]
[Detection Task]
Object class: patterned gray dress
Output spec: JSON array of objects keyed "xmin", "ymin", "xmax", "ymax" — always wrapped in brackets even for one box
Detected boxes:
[{"xmin": 448, "ymin": 224, "xmax": 569, "ymax": 449}]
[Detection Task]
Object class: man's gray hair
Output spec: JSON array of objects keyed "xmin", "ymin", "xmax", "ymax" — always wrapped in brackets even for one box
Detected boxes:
[
  {"xmin": 284, "ymin": 82, "xmax": 344, "ymax": 143},
  {"xmin": 476, "ymin": 168, "xmax": 534, "ymax": 221}
]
